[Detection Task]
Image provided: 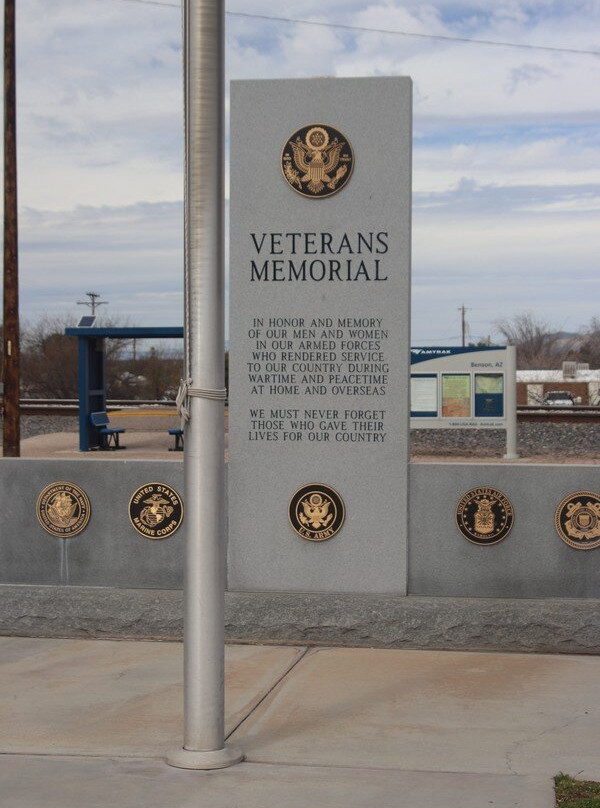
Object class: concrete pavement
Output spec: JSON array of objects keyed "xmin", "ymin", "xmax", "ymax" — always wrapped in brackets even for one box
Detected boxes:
[{"xmin": 1, "ymin": 636, "xmax": 595, "ymax": 806}]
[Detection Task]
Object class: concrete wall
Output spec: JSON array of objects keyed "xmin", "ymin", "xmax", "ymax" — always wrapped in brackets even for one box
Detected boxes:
[
  {"xmin": 409, "ymin": 463, "xmax": 600, "ymax": 598},
  {"xmin": 0, "ymin": 459, "xmax": 184, "ymax": 589},
  {"xmin": 0, "ymin": 458, "xmax": 599, "ymax": 599}
]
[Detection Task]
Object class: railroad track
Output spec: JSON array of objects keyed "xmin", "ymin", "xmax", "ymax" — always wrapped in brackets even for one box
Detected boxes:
[
  {"xmin": 16, "ymin": 399, "xmax": 177, "ymax": 415},
  {"xmin": 8, "ymin": 400, "xmax": 600, "ymax": 422},
  {"xmin": 516, "ymin": 405, "xmax": 600, "ymax": 423}
]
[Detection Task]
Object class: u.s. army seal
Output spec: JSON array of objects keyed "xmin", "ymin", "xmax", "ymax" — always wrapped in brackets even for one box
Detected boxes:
[
  {"xmin": 282, "ymin": 124, "xmax": 354, "ymax": 198},
  {"xmin": 289, "ymin": 483, "xmax": 345, "ymax": 542},
  {"xmin": 555, "ymin": 491, "xmax": 600, "ymax": 550},
  {"xmin": 455, "ymin": 487, "xmax": 514, "ymax": 546},
  {"xmin": 129, "ymin": 482, "xmax": 183, "ymax": 540},
  {"xmin": 36, "ymin": 481, "xmax": 91, "ymax": 538}
]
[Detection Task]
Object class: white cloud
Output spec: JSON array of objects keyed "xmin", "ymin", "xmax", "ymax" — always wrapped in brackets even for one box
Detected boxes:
[{"xmin": 5, "ymin": 0, "xmax": 599, "ymax": 344}]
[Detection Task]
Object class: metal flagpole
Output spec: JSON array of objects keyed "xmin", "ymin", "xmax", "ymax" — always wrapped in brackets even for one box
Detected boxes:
[{"xmin": 167, "ymin": 0, "xmax": 243, "ymax": 770}]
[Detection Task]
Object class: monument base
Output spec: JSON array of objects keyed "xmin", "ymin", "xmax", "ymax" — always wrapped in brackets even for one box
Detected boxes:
[
  {"xmin": 166, "ymin": 745, "xmax": 244, "ymax": 770},
  {"xmin": 2, "ymin": 584, "xmax": 600, "ymax": 655}
]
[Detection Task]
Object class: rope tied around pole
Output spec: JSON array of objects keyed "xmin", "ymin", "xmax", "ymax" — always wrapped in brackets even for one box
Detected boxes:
[{"xmin": 176, "ymin": 378, "xmax": 227, "ymax": 426}]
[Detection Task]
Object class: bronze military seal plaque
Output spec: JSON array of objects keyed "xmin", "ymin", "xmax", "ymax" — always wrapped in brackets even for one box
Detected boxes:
[
  {"xmin": 282, "ymin": 124, "xmax": 354, "ymax": 198},
  {"xmin": 36, "ymin": 481, "xmax": 91, "ymax": 538},
  {"xmin": 289, "ymin": 483, "xmax": 345, "ymax": 542},
  {"xmin": 555, "ymin": 491, "xmax": 600, "ymax": 550},
  {"xmin": 455, "ymin": 487, "xmax": 514, "ymax": 545},
  {"xmin": 129, "ymin": 482, "xmax": 183, "ymax": 540}
]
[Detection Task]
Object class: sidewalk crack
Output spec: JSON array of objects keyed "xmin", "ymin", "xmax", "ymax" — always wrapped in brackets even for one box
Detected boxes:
[{"xmin": 225, "ymin": 646, "xmax": 310, "ymax": 740}]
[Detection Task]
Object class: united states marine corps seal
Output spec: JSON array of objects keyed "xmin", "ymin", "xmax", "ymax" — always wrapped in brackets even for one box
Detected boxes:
[
  {"xmin": 282, "ymin": 124, "xmax": 354, "ymax": 198},
  {"xmin": 455, "ymin": 487, "xmax": 514, "ymax": 546},
  {"xmin": 129, "ymin": 483, "xmax": 183, "ymax": 540},
  {"xmin": 555, "ymin": 491, "xmax": 600, "ymax": 550},
  {"xmin": 289, "ymin": 483, "xmax": 345, "ymax": 542},
  {"xmin": 36, "ymin": 482, "xmax": 91, "ymax": 538}
]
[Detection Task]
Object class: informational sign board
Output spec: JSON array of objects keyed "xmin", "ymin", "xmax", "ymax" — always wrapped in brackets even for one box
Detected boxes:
[
  {"xmin": 229, "ymin": 77, "xmax": 412, "ymax": 593},
  {"xmin": 410, "ymin": 346, "xmax": 516, "ymax": 432}
]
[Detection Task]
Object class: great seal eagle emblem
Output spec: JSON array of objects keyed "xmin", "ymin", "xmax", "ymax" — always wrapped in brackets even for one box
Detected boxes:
[
  {"xmin": 288, "ymin": 483, "xmax": 346, "ymax": 542},
  {"xmin": 282, "ymin": 124, "xmax": 354, "ymax": 198}
]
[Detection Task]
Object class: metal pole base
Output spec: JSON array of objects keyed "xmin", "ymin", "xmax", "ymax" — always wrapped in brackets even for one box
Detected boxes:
[
  {"xmin": 166, "ymin": 745, "xmax": 244, "ymax": 770},
  {"xmin": 503, "ymin": 453, "xmax": 519, "ymax": 460}
]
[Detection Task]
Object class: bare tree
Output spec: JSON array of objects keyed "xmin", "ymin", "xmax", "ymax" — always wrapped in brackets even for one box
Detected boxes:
[
  {"xmin": 494, "ymin": 311, "xmax": 576, "ymax": 369},
  {"xmin": 128, "ymin": 344, "xmax": 183, "ymax": 400},
  {"xmin": 21, "ymin": 315, "xmax": 133, "ymax": 398},
  {"xmin": 21, "ymin": 316, "xmax": 79, "ymax": 397},
  {"xmin": 578, "ymin": 317, "xmax": 600, "ymax": 368}
]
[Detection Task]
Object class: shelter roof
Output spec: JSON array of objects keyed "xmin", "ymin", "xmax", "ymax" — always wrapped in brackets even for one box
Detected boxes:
[{"xmin": 65, "ymin": 327, "xmax": 183, "ymax": 338}]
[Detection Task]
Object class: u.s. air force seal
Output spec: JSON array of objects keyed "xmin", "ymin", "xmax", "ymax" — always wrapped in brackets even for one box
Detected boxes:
[
  {"xmin": 289, "ymin": 483, "xmax": 345, "ymax": 542},
  {"xmin": 282, "ymin": 124, "xmax": 354, "ymax": 198},
  {"xmin": 455, "ymin": 487, "xmax": 514, "ymax": 545},
  {"xmin": 555, "ymin": 491, "xmax": 600, "ymax": 550},
  {"xmin": 36, "ymin": 482, "xmax": 91, "ymax": 538},
  {"xmin": 129, "ymin": 483, "xmax": 183, "ymax": 540}
]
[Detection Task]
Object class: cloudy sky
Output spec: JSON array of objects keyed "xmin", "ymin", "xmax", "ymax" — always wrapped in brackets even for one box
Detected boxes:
[{"xmin": 7, "ymin": 0, "xmax": 600, "ymax": 343}]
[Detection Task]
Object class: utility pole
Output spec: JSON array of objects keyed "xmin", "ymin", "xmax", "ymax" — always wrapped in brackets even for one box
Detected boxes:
[
  {"xmin": 459, "ymin": 305, "xmax": 469, "ymax": 347},
  {"xmin": 3, "ymin": 0, "xmax": 20, "ymax": 457},
  {"xmin": 77, "ymin": 291, "xmax": 108, "ymax": 316}
]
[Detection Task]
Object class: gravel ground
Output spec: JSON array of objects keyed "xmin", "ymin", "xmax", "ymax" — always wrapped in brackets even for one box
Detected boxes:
[
  {"xmin": 411, "ymin": 422, "xmax": 600, "ymax": 459},
  {"xmin": 19, "ymin": 415, "xmax": 79, "ymax": 439},
  {"xmin": 3, "ymin": 416, "xmax": 599, "ymax": 460}
]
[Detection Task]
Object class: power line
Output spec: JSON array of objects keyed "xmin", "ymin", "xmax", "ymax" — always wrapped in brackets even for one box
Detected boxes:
[
  {"xmin": 228, "ymin": 11, "xmax": 600, "ymax": 56},
  {"xmin": 108, "ymin": 0, "xmax": 600, "ymax": 57},
  {"xmin": 115, "ymin": 0, "xmax": 178, "ymax": 6}
]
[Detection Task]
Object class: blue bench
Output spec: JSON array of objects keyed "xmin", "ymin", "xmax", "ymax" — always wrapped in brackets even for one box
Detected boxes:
[
  {"xmin": 168, "ymin": 428, "xmax": 184, "ymax": 451},
  {"xmin": 90, "ymin": 411, "xmax": 126, "ymax": 450}
]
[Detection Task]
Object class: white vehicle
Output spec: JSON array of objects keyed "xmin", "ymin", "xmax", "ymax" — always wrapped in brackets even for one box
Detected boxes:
[{"xmin": 544, "ymin": 390, "xmax": 576, "ymax": 406}]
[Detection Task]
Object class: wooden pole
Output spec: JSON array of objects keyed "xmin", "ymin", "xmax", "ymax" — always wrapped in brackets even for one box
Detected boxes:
[{"xmin": 3, "ymin": 0, "xmax": 20, "ymax": 457}]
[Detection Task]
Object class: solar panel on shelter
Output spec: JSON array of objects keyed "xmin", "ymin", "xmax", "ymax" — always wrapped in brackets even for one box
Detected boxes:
[{"xmin": 77, "ymin": 316, "xmax": 97, "ymax": 328}]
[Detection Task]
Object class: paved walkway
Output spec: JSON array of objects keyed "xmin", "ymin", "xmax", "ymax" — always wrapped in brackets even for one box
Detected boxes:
[{"xmin": 2, "ymin": 637, "xmax": 597, "ymax": 806}]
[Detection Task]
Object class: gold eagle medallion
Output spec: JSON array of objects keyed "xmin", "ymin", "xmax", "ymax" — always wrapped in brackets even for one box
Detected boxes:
[
  {"xmin": 282, "ymin": 124, "xmax": 354, "ymax": 198},
  {"xmin": 289, "ymin": 483, "xmax": 345, "ymax": 542}
]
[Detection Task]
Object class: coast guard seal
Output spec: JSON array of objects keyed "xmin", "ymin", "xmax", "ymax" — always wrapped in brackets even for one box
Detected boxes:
[{"xmin": 555, "ymin": 491, "xmax": 600, "ymax": 550}]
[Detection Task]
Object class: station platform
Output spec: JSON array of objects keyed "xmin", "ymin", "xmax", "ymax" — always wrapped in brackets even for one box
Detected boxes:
[
  {"xmin": 19, "ymin": 430, "xmax": 185, "ymax": 460},
  {"xmin": 2, "ymin": 635, "xmax": 598, "ymax": 807}
]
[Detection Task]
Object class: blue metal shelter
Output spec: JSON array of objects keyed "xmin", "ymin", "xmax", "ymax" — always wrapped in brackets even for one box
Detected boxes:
[{"xmin": 65, "ymin": 326, "xmax": 183, "ymax": 451}]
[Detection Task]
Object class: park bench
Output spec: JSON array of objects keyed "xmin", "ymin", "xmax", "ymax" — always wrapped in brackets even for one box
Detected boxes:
[
  {"xmin": 90, "ymin": 411, "xmax": 126, "ymax": 450},
  {"xmin": 168, "ymin": 428, "xmax": 184, "ymax": 451}
]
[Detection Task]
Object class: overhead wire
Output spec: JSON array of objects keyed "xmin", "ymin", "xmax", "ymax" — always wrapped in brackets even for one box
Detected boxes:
[{"xmin": 107, "ymin": 0, "xmax": 600, "ymax": 57}]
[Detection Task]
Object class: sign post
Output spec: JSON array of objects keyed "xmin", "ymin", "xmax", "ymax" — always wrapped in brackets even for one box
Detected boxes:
[
  {"xmin": 503, "ymin": 345, "xmax": 518, "ymax": 459},
  {"xmin": 167, "ymin": 0, "xmax": 243, "ymax": 770}
]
